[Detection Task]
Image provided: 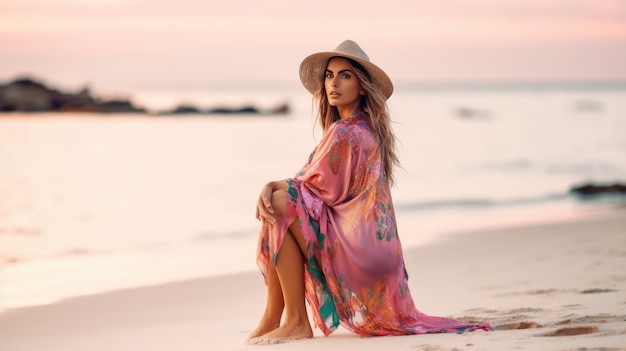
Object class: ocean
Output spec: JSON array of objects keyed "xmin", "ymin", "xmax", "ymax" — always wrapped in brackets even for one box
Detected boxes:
[{"xmin": 1, "ymin": 83, "xmax": 625, "ymax": 311}]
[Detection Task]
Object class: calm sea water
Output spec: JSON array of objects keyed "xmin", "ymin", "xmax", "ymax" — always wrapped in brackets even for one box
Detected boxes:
[{"xmin": 1, "ymin": 84, "xmax": 625, "ymax": 311}]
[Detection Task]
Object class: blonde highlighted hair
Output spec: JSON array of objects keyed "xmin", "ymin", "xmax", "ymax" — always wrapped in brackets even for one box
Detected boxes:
[{"xmin": 314, "ymin": 57, "xmax": 400, "ymax": 185}]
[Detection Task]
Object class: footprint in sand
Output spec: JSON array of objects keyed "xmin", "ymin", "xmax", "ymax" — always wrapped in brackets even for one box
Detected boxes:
[
  {"xmin": 543, "ymin": 326, "xmax": 598, "ymax": 336},
  {"xmin": 556, "ymin": 314, "xmax": 624, "ymax": 325},
  {"xmin": 496, "ymin": 288, "xmax": 575, "ymax": 297},
  {"xmin": 501, "ymin": 307, "xmax": 544, "ymax": 314},
  {"xmin": 494, "ymin": 321, "xmax": 542, "ymax": 330},
  {"xmin": 415, "ymin": 345, "xmax": 460, "ymax": 351},
  {"xmin": 580, "ymin": 288, "xmax": 618, "ymax": 294}
]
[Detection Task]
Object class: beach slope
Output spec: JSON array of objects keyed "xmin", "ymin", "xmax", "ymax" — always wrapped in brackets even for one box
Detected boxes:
[{"xmin": 1, "ymin": 212, "xmax": 625, "ymax": 351}]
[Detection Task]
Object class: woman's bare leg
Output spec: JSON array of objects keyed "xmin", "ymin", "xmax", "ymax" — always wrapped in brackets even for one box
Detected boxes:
[
  {"xmin": 249, "ymin": 189, "xmax": 313, "ymax": 342},
  {"xmin": 247, "ymin": 245, "xmax": 284, "ymax": 339},
  {"xmin": 256, "ymin": 228, "xmax": 313, "ymax": 341}
]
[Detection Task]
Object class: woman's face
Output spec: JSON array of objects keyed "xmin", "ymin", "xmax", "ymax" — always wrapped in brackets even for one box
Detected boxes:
[{"xmin": 324, "ymin": 57, "xmax": 364, "ymax": 111}]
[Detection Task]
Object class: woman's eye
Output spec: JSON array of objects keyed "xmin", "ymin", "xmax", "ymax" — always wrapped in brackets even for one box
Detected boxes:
[
  {"xmin": 325, "ymin": 73, "xmax": 333, "ymax": 79},
  {"xmin": 341, "ymin": 73, "xmax": 351, "ymax": 79}
]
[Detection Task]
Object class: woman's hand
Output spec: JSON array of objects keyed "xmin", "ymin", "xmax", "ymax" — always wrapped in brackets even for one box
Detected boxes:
[
  {"xmin": 256, "ymin": 182, "xmax": 276, "ymax": 226},
  {"xmin": 256, "ymin": 180, "xmax": 289, "ymax": 226}
]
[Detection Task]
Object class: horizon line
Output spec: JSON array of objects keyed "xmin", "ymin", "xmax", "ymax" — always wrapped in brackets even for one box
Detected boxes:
[{"xmin": 3, "ymin": 75, "xmax": 626, "ymax": 92}]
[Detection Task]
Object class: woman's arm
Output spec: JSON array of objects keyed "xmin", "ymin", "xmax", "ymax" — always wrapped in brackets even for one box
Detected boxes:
[
  {"xmin": 255, "ymin": 179, "xmax": 289, "ymax": 225},
  {"xmin": 267, "ymin": 180, "xmax": 289, "ymax": 192}
]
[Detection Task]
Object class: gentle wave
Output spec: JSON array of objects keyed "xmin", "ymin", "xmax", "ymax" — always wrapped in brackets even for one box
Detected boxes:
[
  {"xmin": 191, "ymin": 228, "xmax": 258, "ymax": 241},
  {"xmin": 394, "ymin": 192, "xmax": 626, "ymax": 212}
]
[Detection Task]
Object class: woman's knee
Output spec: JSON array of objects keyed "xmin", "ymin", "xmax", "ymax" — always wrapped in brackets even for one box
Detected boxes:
[{"xmin": 270, "ymin": 189, "xmax": 289, "ymax": 216}]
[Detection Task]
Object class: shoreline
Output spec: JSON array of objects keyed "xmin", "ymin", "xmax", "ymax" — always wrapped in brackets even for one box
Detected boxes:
[
  {"xmin": 2, "ymin": 210, "xmax": 625, "ymax": 350},
  {"xmin": 0, "ymin": 199, "xmax": 624, "ymax": 316}
]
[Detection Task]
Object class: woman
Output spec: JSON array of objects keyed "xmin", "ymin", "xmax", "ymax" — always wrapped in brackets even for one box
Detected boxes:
[{"xmin": 248, "ymin": 40, "xmax": 491, "ymax": 344}]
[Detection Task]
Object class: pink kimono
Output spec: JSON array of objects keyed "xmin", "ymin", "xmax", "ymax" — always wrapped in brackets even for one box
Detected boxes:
[{"xmin": 257, "ymin": 114, "xmax": 491, "ymax": 336}]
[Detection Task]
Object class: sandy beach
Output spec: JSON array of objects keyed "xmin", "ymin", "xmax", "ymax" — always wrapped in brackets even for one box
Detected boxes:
[{"xmin": 1, "ymin": 211, "xmax": 625, "ymax": 351}]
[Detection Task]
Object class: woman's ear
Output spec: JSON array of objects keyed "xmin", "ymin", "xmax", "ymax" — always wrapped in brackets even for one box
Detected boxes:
[{"xmin": 360, "ymin": 89, "xmax": 366, "ymax": 95}]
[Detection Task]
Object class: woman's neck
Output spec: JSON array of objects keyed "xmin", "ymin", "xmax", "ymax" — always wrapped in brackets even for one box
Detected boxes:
[{"xmin": 337, "ymin": 105, "xmax": 363, "ymax": 119}]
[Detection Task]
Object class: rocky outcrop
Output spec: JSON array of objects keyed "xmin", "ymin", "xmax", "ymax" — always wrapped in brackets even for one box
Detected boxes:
[
  {"xmin": 570, "ymin": 182, "xmax": 626, "ymax": 196},
  {"xmin": 0, "ymin": 78, "xmax": 145, "ymax": 113},
  {"xmin": 159, "ymin": 102, "xmax": 290, "ymax": 116},
  {"xmin": 0, "ymin": 77, "xmax": 291, "ymax": 116}
]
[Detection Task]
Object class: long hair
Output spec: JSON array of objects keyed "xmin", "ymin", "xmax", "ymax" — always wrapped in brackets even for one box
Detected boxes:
[{"xmin": 313, "ymin": 57, "xmax": 400, "ymax": 186}]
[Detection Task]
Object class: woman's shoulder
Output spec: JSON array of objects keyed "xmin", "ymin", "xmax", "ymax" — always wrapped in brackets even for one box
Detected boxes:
[
  {"xmin": 332, "ymin": 115, "xmax": 371, "ymax": 134},
  {"xmin": 326, "ymin": 116, "xmax": 374, "ymax": 147}
]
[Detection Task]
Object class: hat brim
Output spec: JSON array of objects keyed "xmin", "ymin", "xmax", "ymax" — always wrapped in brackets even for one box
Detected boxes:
[{"xmin": 299, "ymin": 52, "xmax": 393, "ymax": 100}]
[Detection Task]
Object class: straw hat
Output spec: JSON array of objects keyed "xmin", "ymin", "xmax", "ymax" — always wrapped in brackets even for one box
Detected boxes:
[{"xmin": 299, "ymin": 40, "xmax": 393, "ymax": 100}]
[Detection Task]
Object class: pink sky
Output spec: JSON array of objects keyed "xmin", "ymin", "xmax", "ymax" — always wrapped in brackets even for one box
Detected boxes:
[{"xmin": 1, "ymin": 0, "xmax": 625, "ymax": 89}]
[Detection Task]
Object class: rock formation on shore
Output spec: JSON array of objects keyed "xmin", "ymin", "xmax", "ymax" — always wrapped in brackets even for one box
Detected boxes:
[
  {"xmin": 570, "ymin": 182, "xmax": 626, "ymax": 196},
  {"xmin": 158, "ymin": 102, "xmax": 290, "ymax": 116},
  {"xmin": 0, "ymin": 78, "xmax": 146, "ymax": 113},
  {"xmin": 0, "ymin": 77, "xmax": 291, "ymax": 116}
]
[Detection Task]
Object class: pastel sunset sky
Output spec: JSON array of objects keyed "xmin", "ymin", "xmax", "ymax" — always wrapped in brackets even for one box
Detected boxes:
[{"xmin": 1, "ymin": 0, "xmax": 625, "ymax": 90}]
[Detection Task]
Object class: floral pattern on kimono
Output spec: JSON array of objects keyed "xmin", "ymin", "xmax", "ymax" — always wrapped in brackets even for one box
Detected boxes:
[{"xmin": 256, "ymin": 113, "xmax": 491, "ymax": 336}]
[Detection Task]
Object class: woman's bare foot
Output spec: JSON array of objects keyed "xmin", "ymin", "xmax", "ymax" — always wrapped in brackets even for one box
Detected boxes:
[
  {"xmin": 248, "ymin": 320, "xmax": 313, "ymax": 344},
  {"xmin": 247, "ymin": 318, "xmax": 280, "ymax": 340}
]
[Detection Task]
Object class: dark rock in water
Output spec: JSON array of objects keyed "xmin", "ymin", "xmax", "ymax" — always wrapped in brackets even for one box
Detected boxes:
[
  {"xmin": 164, "ymin": 105, "xmax": 202, "ymax": 115},
  {"xmin": 267, "ymin": 102, "xmax": 290, "ymax": 115},
  {"xmin": 574, "ymin": 99, "xmax": 603, "ymax": 113},
  {"xmin": 0, "ymin": 77, "xmax": 145, "ymax": 113},
  {"xmin": 0, "ymin": 76, "xmax": 291, "ymax": 117},
  {"xmin": 159, "ymin": 102, "xmax": 290, "ymax": 116},
  {"xmin": 0, "ymin": 79, "xmax": 59, "ymax": 111},
  {"xmin": 93, "ymin": 100, "xmax": 144, "ymax": 113},
  {"xmin": 454, "ymin": 106, "xmax": 491, "ymax": 120},
  {"xmin": 570, "ymin": 182, "xmax": 626, "ymax": 196},
  {"xmin": 160, "ymin": 105, "xmax": 267, "ymax": 115},
  {"xmin": 207, "ymin": 105, "xmax": 260, "ymax": 114}
]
